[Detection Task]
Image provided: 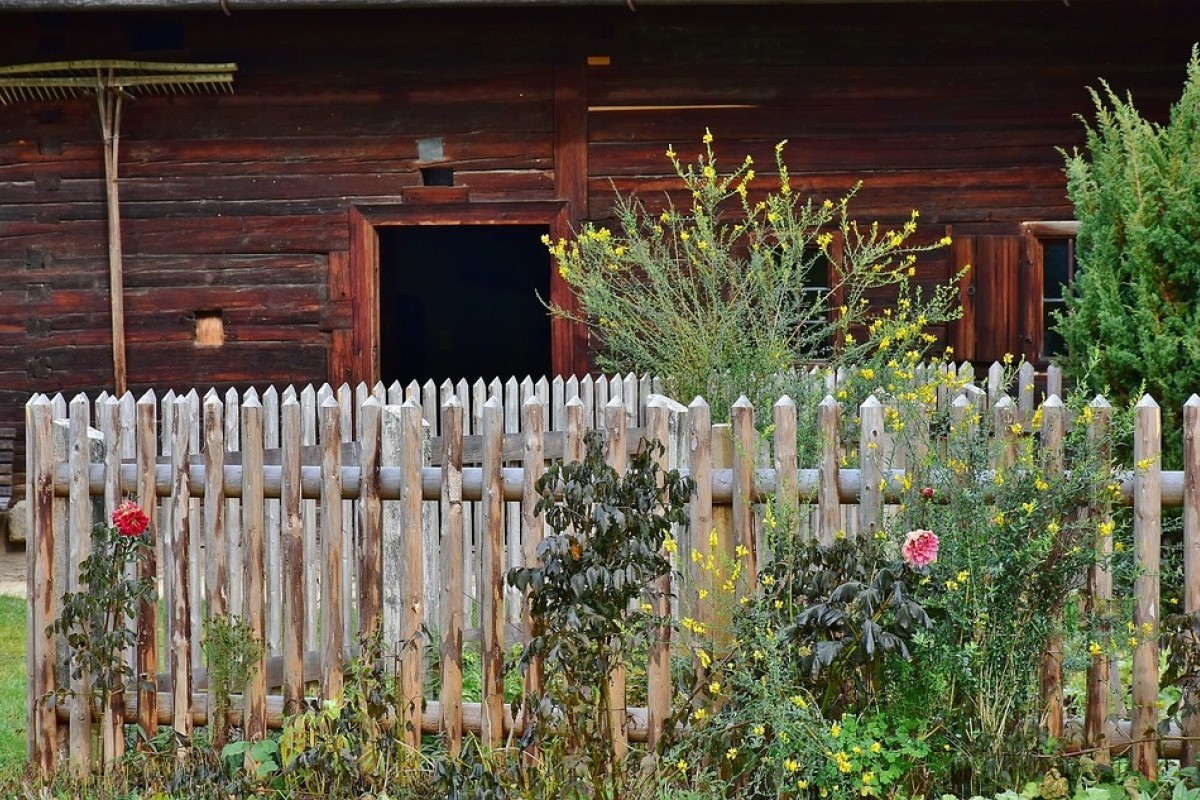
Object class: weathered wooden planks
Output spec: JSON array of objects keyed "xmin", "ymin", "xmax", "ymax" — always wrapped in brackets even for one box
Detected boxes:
[{"xmin": 23, "ymin": 380, "xmax": 1200, "ymax": 781}]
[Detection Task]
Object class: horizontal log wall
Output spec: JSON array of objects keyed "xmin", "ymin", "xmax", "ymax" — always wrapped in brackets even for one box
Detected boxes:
[{"xmin": 1, "ymin": 2, "xmax": 1197, "ymax": 504}]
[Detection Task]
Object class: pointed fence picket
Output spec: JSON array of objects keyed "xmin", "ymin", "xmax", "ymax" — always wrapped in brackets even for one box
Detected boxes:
[{"xmin": 30, "ymin": 364, "xmax": 1180, "ymax": 779}]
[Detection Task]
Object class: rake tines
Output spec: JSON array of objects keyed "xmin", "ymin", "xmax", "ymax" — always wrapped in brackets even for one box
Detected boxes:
[{"xmin": 0, "ymin": 59, "xmax": 238, "ymax": 105}]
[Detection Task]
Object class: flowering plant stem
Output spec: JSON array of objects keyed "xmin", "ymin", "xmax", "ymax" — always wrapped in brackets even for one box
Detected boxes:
[{"xmin": 49, "ymin": 500, "xmax": 154, "ymax": 771}]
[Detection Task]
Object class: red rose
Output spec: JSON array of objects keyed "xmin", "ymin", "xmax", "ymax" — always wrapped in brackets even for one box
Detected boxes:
[{"xmin": 112, "ymin": 501, "xmax": 149, "ymax": 537}]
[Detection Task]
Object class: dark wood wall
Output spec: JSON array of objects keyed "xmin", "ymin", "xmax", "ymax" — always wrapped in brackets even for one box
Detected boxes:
[{"xmin": 0, "ymin": 1, "xmax": 1197, "ymax": 502}]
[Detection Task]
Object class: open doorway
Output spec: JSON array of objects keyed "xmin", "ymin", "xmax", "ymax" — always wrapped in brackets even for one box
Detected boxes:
[{"xmin": 378, "ymin": 224, "xmax": 552, "ymax": 384}]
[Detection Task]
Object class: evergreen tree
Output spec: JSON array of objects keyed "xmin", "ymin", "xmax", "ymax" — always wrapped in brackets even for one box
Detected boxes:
[{"xmin": 1057, "ymin": 46, "xmax": 1200, "ymax": 464}]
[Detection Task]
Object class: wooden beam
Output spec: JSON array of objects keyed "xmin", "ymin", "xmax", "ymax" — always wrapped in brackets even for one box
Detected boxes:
[{"xmin": 552, "ymin": 58, "xmax": 589, "ymax": 377}]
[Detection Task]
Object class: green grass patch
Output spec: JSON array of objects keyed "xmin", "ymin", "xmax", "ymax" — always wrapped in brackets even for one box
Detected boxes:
[{"xmin": 0, "ymin": 596, "xmax": 26, "ymax": 783}]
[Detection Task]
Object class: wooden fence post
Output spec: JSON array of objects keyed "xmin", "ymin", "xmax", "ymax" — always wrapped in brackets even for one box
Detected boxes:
[
  {"xmin": 358, "ymin": 398, "xmax": 382, "ymax": 639},
  {"xmin": 224, "ymin": 388, "xmax": 242, "ymax": 621},
  {"xmin": 97, "ymin": 394, "xmax": 124, "ymax": 765},
  {"xmin": 263, "ymin": 386, "xmax": 282, "ymax": 658},
  {"xmin": 399, "ymin": 400, "xmax": 425, "ymax": 749},
  {"xmin": 440, "ymin": 397, "xmax": 465, "ymax": 757},
  {"xmin": 242, "ymin": 391, "xmax": 267, "ymax": 748},
  {"xmin": 1085, "ymin": 395, "xmax": 1114, "ymax": 764},
  {"xmin": 521, "ymin": 396, "xmax": 545, "ymax": 748},
  {"xmin": 1039, "ymin": 395, "xmax": 1066, "ymax": 741},
  {"xmin": 67, "ymin": 394, "xmax": 94, "ymax": 773},
  {"xmin": 687, "ymin": 398, "xmax": 713, "ymax": 627},
  {"xmin": 604, "ymin": 398, "xmax": 629, "ymax": 762},
  {"xmin": 135, "ymin": 392, "xmax": 158, "ymax": 745},
  {"xmin": 1132, "ymin": 395, "xmax": 1162, "ymax": 779},
  {"xmin": 480, "ymin": 397, "xmax": 505, "ymax": 748},
  {"xmin": 731, "ymin": 397, "xmax": 757, "ymax": 590},
  {"xmin": 382, "ymin": 404, "xmax": 402, "ymax": 653},
  {"xmin": 27, "ymin": 395, "xmax": 57, "ymax": 774},
  {"xmin": 1183, "ymin": 395, "xmax": 1200, "ymax": 766},
  {"xmin": 280, "ymin": 395, "xmax": 305, "ymax": 718},
  {"xmin": 860, "ymin": 396, "xmax": 884, "ymax": 538},
  {"xmin": 169, "ymin": 395, "xmax": 193, "ymax": 749},
  {"xmin": 202, "ymin": 394, "xmax": 228, "ymax": 745},
  {"xmin": 300, "ymin": 385, "xmax": 318, "ymax": 650},
  {"xmin": 818, "ymin": 395, "xmax": 840, "ymax": 546},
  {"xmin": 773, "ymin": 396, "xmax": 798, "ymax": 542},
  {"xmin": 645, "ymin": 397, "xmax": 672, "ymax": 750},
  {"xmin": 320, "ymin": 396, "xmax": 344, "ymax": 702}
]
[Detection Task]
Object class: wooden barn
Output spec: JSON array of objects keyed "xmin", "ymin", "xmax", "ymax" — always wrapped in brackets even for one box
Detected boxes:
[{"xmin": 0, "ymin": 0, "xmax": 1197, "ymax": 517}]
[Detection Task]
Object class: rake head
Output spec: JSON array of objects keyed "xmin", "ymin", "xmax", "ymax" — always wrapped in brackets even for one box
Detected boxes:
[{"xmin": 0, "ymin": 59, "xmax": 237, "ymax": 105}]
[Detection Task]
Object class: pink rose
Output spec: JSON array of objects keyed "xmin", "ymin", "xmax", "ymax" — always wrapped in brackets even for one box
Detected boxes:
[{"xmin": 902, "ymin": 529, "xmax": 938, "ymax": 568}]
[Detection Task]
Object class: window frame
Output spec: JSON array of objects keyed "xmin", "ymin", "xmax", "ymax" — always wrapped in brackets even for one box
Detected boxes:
[{"xmin": 1020, "ymin": 220, "xmax": 1079, "ymax": 366}]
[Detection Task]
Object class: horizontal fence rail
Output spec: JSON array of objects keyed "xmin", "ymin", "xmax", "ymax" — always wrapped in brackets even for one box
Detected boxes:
[{"xmin": 25, "ymin": 363, "xmax": 1195, "ymax": 779}]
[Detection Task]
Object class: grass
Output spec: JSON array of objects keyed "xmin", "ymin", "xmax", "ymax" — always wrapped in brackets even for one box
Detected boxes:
[{"xmin": 0, "ymin": 596, "xmax": 26, "ymax": 783}]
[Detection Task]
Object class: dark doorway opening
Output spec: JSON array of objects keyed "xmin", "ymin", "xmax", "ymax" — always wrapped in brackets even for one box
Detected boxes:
[{"xmin": 378, "ymin": 224, "xmax": 552, "ymax": 384}]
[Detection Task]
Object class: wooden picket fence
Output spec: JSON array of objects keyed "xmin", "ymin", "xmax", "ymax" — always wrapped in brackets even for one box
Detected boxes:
[{"xmin": 26, "ymin": 364, "xmax": 1195, "ymax": 779}]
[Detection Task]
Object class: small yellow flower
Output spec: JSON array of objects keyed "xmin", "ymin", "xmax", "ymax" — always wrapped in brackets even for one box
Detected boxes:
[
  {"xmin": 676, "ymin": 758, "xmax": 688, "ymax": 774},
  {"xmin": 753, "ymin": 724, "xmax": 765, "ymax": 737},
  {"xmin": 702, "ymin": 130, "xmax": 714, "ymax": 145},
  {"xmin": 762, "ymin": 574, "xmax": 775, "ymax": 587},
  {"xmin": 725, "ymin": 747, "xmax": 738, "ymax": 761},
  {"xmin": 693, "ymin": 708, "xmax": 708, "ymax": 721},
  {"xmin": 1035, "ymin": 477, "xmax": 1049, "ymax": 492},
  {"xmin": 1089, "ymin": 641, "xmax": 1103, "ymax": 657},
  {"xmin": 640, "ymin": 602, "xmax": 653, "ymax": 613},
  {"xmin": 1115, "ymin": 541, "xmax": 1126, "ymax": 553},
  {"xmin": 791, "ymin": 694, "xmax": 808, "ymax": 708},
  {"xmin": 663, "ymin": 537, "xmax": 677, "ymax": 554},
  {"xmin": 709, "ymin": 680, "xmax": 721, "ymax": 695},
  {"xmin": 870, "ymin": 741, "xmax": 882, "ymax": 754},
  {"xmin": 831, "ymin": 723, "xmax": 841, "ymax": 738},
  {"xmin": 785, "ymin": 758, "xmax": 800, "ymax": 773},
  {"xmin": 697, "ymin": 649, "xmax": 712, "ymax": 669}
]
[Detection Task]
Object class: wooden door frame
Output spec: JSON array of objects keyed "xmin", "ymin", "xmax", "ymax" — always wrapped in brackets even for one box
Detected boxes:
[{"xmin": 343, "ymin": 201, "xmax": 586, "ymax": 387}]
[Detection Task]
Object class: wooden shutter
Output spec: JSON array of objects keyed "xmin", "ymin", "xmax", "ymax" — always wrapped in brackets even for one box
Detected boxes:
[{"xmin": 950, "ymin": 234, "xmax": 1022, "ymax": 363}]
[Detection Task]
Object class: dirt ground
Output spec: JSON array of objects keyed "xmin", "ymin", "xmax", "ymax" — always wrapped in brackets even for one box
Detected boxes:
[{"xmin": 0, "ymin": 544, "xmax": 24, "ymax": 598}]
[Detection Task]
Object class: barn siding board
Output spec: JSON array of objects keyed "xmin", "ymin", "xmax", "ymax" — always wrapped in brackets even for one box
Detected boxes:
[{"xmin": 0, "ymin": 1, "xmax": 1197, "ymax": 507}]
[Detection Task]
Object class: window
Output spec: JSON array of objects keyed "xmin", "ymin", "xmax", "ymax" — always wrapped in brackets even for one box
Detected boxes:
[
  {"xmin": 1020, "ymin": 221, "xmax": 1079, "ymax": 364},
  {"xmin": 796, "ymin": 235, "xmax": 844, "ymax": 363}
]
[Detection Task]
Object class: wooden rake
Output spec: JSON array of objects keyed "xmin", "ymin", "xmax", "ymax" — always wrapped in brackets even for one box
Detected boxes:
[{"xmin": 0, "ymin": 60, "xmax": 237, "ymax": 395}]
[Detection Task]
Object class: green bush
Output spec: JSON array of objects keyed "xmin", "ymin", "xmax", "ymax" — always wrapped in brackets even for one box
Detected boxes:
[
  {"xmin": 545, "ymin": 131, "xmax": 961, "ymax": 419},
  {"xmin": 1057, "ymin": 45, "xmax": 1200, "ymax": 465}
]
